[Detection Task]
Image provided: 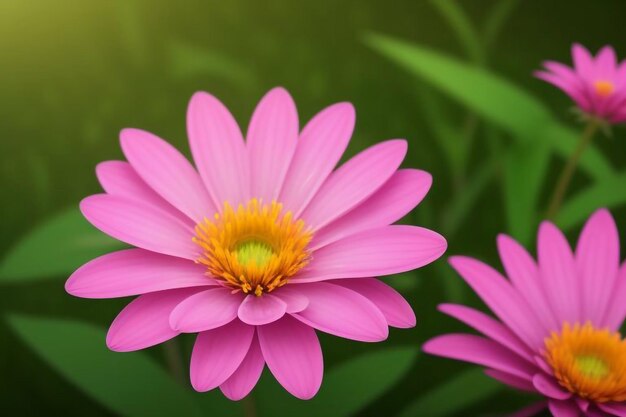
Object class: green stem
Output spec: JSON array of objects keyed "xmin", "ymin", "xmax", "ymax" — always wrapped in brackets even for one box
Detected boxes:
[{"xmin": 546, "ymin": 120, "xmax": 600, "ymax": 219}]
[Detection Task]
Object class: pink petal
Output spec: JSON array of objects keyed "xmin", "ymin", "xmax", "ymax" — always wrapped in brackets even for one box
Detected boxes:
[
  {"xmin": 448, "ymin": 256, "xmax": 544, "ymax": 350},
  {"xmin": 80, "ymin": 194, "xmax": 198, "ymax": 260},
  {"xmin": 423, "ymin": 334, "xmax": 536, "ymax": 380},
  {"xmin": 599, "ymin": 402, "xmax": 626, "ymax": 416},
  {"xmin": 537, "ymin": 221, "xmax": 579, "ymax": 325},
  {"xmin": 237, "ymin": 294, "xmax": 287, "ymax": 326},
  {"xmin": 534, "ymin": 355, "xmax": 554, "ymax": 376},
  {"xmin": 279, "ymin": 102, "xmax": 355, "ymax": 217},
  {"xmin": 66, "ymin": 249, "xmax": 212, "ymax": 298},
  {"xmin": 301, "ymin": 139, "xmax": 407, "ymax": 231},
  {"xmin": 247, "ymin": 87, "xmax": 299, "ymax": 202},
  {"xmin": 120, "ymin": 128, "xmax": 216, "ymax": 224},
  {"xmin": 106, "ymin": 288, "xmax": 201, "ymax": 352},
  {"xmin": 295, "ymin": 225, "xmax": 447, "ymax": 283},
  {"xmin": 187, "ymin": 92, "xmax": 249, "ymax": 208},
  {"xmin": 335, "ymin": 278, "xmax": 416, "ymax": 328},
  {"xmin": 220, "ymin": 336, "xmax": 265, "ymax": 400},
  {"xmin": 576, "ymin": 209, "xmax": 620, "ymax": 326},
  {"xmin": 572, "ymin": 43, "xmax": 594, "ymax": 79},
  {"xmin": 169, "ymin": 287, "xmax": 242, "ymax": 332},
  {"xmin": 190, "ymin": 320, "xmax": 254, "ymax": 392},
  {"xmin": 438, "ymin": 304, "xmax": 533, "ymax": 361},
  {"xmin": 532, "ymin": 373, "xmax": 571, "ymax": 400},
  {"xmin": 576, "ymin": 397, "xmax": 590, "ymax": 412},
  {"xmin": 535, "ymin": 71, "xmax": 591, "ymax": 112},
  {"xmin": 497, "ymin": 234, "xmax": 558, "ymax": 331},
  {"xmin": 543, "ymin": 61, "xmax": 580, "ymax": 84},
  {"xmin": 96, "ymin": 161, "xmax": 191, "ymax": 224},
  {"xmin": 586, "ymin": 408, "xmax": 610, "ymax": 417},
  {"xmin": 548, "ymin": 399, "xmax": 580, "ymax": 417},
  {"xmin": 310, "ymin": 169, "xmax": 431, "ymax": 250},
  {"xmin": 484, "ymin": 369, "xmax": 535, "ymax": 392},
  {"xmin": 594, "ymin": 45, "xmax": 617, "ymax": 79},
  {"xmin": 610, "ymin": 107, "xmax": 626, "ymax": 124},
  {"xmin": 257, "ymin": 315, "xmax": 323, "ymax": 400},
  {"xmin": 271, "ymin": 287, "xmax": 309, "ymax": 313},
  {"xmin": 604, "ymin": 262, "xmax": 626, "ymax": 330},
  {"xmin": 291, "ymin": 282, "xmax": 388, "ymax": 342}
]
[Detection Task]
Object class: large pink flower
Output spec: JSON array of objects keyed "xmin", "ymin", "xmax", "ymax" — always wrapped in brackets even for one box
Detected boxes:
[
  {"xmin": 66, "ymin": 87, "xmax": 446, "ymax": 400},
  {"xmin": 535, "ymin": 44, "xmax": 626, "ymax": 124},
  {"xmin": 424, "ymin": 209, "xmax": 626, "ymax": 416}
]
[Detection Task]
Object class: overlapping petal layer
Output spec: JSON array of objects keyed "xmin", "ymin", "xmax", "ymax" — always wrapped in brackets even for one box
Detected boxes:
[
  {"xmin": 426, "ymin": 209, "xmax": 626, "ymax": 416},
  {"xmin": 67, "ymin": 87, "xmax": 445, "ymax": 400},
  {"xmin": 536, "ymin": 44, "xmax": 626, "ymax": 123}
]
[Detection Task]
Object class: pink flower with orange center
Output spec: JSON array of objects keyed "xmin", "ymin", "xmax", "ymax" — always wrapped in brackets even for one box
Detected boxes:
[
  {"xmin": 536, "ymin": 44, "xmax": 626, "ymax": 124},
  {"xmin": 425, "ymin": 209, "xmax": 626, "ymax": 416},
  {"xmin": 66, "ymin": 87, "xmax": 447, "ymax": 400}
]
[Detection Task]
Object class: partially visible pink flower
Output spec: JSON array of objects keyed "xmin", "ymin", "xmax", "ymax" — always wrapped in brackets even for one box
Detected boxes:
[
  {"xmin": 424, "ymin": 209, "xmax": 626, "ymax": 416},
  {"xmin": 66, "ymin": 87, "xmax": 447, "ymax": 400},
  {"xmin": 535, "ymin": 44, "xmax": 626, "ymax": 124}
]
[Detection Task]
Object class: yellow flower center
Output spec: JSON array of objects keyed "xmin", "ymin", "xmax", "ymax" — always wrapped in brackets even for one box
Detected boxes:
[
  {"xmin": 544, "ymin": 322, "xmax": 626, "ymax": 403},
  {"xmin": 193, "ymin": 199, "xmax": 312, "ymax": 296},
  {"xmin": 594, "ymin": 80, "xmax": 615, "ymax": 98}
]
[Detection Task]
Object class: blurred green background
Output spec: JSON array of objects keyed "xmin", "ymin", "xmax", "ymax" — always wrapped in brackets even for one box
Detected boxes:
[{"xmin": 2, "ymin": 1, "xmax": 626, "ymax": 416}]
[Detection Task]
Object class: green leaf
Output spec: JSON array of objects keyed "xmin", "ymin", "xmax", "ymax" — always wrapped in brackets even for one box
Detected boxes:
[
  {"xmin": 428, "ymin": 0, "xmax": 483, "ymax": 64},
  {"xmin": 414, "ymin": 85, "xmax": 467, "ymax": 178},
  {"xmin": 556, "ymin": 171, "xmax": 626, "ymax": 231},
  {"xmin": 167, "ymin": 39, "xmax": 257, "ymax": 90},
  {"xmin": 503, "ymin": 141, "xmax": 551, "ymax": 244},
  {"xmin": 256, "ymin": 346, "xmax": 418, "ymax": 417},
  {"xmin": 482, "ymin": 0, "xmax": 520, "ymax": 52},
  {"xmin": 442, "ymin": 157, "xmax": 498, "ymax": 237},
  {"xmin": 364, "ymin": 33, "xmax": 613, "ymax": 180},
  {"xmin": 0, "ymin": 207, "xmax": 123, "ymax": 282},
  {"xmin": 398, "ymin": 368, "xmax": 502, "ymax": 417},
  {"xmin": 435, "ymin": 261, "xmax": 466, "ymax": 303},
  {"xmin": 5, "ymin": 315, "xmax": 234, "ymax": 417}
]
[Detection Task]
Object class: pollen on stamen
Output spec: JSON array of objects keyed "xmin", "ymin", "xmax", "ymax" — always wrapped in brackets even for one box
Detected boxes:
[
  {"xmin": 594, "ymin": 80, "xmax": 615, "ymax": 98},
  {"xmin": 192, "ymin": 198, "xmax": 312, "ymax": 296},
  {"xmin": 544, "ymin": 322, "xmax": 626, "ymax": 403}
]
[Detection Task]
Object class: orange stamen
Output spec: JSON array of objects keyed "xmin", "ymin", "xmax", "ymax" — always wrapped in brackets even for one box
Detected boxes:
[
  {"xmin": 193, "ymin": 199, "xmax": 312, "ymax": 296},
  {"xmin": 545, "ymin": 322, "xmax": 626, "ymax": 403}
]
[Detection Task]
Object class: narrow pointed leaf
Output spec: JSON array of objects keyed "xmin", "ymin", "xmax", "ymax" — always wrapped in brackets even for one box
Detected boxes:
[
  {"xmin": 0, "ymin": 207, "xmax": 123, "ymax": 282},
  {"xmin": 5, "ymin": 315, "xmax": 237, "ymax": 417},
  {"xmin": 364, "ymin": 33, "xmax": 613, "ymax": 180},
  {"xmin": 398, "ymin": 368, "xmax": 502, "ymax": 417},
  {"xmin": 557, "ymin": 171, "xmax": 626, "ymax": 231},
  {"xmin": 256, "ymin": 347, "xmax": 418, "ymax": 417}
]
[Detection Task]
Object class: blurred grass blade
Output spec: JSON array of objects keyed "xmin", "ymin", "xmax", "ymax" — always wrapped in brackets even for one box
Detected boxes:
[
  {"xmin": 428, "ymin": 0, "xmax": 483, "ymax": 64},
  {"xmin": 504, "ymin": 141, "xmax": 551, "ymax": 244},
  {"xmin": 436, "ymin": 262, "xmax": 465, "ymax": 303},
  {"xmin": 0, "ymin": 207, "xmax": 123, "ymax": 282},
  {"xmin": 364, "ymin": 33, "xmax": 613, "ymax": 180},
  {"xmin": 483, "ymin": 0, "xmax": 520, "ymax": 51},
  {"xmin": 398, "ymin": 368, "xmax": 501, "ymax": 417},
  {"xmin": 256, "ymin": 346, "xmax": 418, "ymax": 417},
  {"xmin": 365, "ymin": 33, "xmax": 550, "ymax": 136},
  {"xmin": 556, "ymin": 171, "xmax": 626, "ymax": 231},
  {"xmin": 167, "ymin": 40, "xmax": 257, "ymax": 89},
  {"xmin": 5, "ymin": 315, "xmax": 229, "ymax": 417},
  {"xmin": 415, "ymin": 85, "xmax": 466, "ymax": 178},
  {"xmin": 442, "ymin": 157, "xmax": 498, "ymax": 237}
]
